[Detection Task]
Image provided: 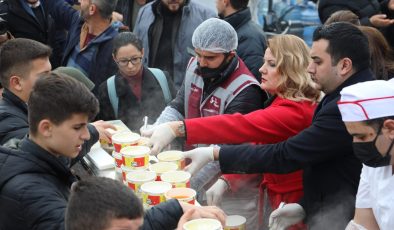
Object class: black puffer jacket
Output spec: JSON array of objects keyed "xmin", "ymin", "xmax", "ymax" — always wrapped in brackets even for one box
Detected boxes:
[
  {"xmin": 0, "ymin": 0, "xmax": 66, "ymax": 67},
  {"xmin": 0, "ymin": 139, "xmax": 77, "ymax": 230},
  {"xmin": 0, "ymin": 89, "xmax": 97, "ymax": 166},
  {"xmin": 223, "ymin": 7, "xmax": 266, "ymax": 82},
  {"xmin": 318, "ymin": 0, "xmax": 381, "ymax": 25},
  {"xmin": 0, "ymin": 89, "xmax": 29, "ymax": 145}
]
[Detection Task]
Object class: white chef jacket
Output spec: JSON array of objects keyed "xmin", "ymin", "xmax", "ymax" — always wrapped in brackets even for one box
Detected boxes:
[{"xmin": 356, "ymin": 164, "xmax": 394, "ymax": 230}]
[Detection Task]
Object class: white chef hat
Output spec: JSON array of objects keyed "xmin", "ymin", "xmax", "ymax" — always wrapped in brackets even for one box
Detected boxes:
[{"xmin": 338, "ymin": 79, "xmax": 394, "ymax": 122}]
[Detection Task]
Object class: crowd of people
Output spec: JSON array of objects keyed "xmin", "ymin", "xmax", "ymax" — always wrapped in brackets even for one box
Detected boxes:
[{"xmin": 0, "ymin": 0, "xmax": 394, "ymax": 229}]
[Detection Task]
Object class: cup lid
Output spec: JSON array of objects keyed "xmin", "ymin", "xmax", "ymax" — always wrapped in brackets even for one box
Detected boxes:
[
  {"xmin": 126, "ymin": 171, "xmax": 156, "ymax": 182},
  {"xmin": 183, "ymin": 218, "xmax": 222, "ymax": 230},
  {"xmin": 121, "ymin": 146, "xmax": 150, "ymax": 156},
  {"xmin": 225, "ymin": 215, "xmax": 246, "ymax": 227},
  {"xmin": 157, "ymin": 150, "xmax": 183, "ymax": 161},
  {"xmin": 112, "ymin": 131, "xmax": 140, "ymax": 143},
  {"xmin": 141, "ymin": 181, "xmax": 172, "ymax": 194},
  {"xmin": 161, "ymin": 171, "xmax": 191, "ymax": 183},
  {"xmin": 149, "ymin": 162, "xmax": 178, "ymax": 174}
]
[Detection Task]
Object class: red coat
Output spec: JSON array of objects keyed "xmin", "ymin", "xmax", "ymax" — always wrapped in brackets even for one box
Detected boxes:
[{"xmin": 184, "ymin": 96, "xmax": 317, "ymax": 226}]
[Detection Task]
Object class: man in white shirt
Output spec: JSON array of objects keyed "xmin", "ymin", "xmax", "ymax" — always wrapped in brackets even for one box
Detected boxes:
[{"xmin": 337, "ymin": 79, "xmax": 394, "ymax": 230}]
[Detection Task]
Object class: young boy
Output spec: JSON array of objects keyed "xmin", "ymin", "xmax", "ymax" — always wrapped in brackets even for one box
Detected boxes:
[{"xmin": 0, "ymin": 73, "xmax": 99, "ymax": 229}]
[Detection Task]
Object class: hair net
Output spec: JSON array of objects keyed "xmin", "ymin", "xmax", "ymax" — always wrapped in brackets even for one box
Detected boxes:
[{"xmin": 192, "ymin": 18, "xmax": 238, "ymax": 53}]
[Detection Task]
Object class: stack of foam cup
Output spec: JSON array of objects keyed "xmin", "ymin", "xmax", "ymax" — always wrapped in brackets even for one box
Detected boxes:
[
  {"xmin": 101, "ymin": 125, "xmax": 128, "ymax": 153},
  {"xmin": 126, "ymin": 170, "xmax": 156, "ymax": 198},
  {"xmin": 111, "ymin": 131, "xmax": 141, "ymax": 176},
  {"xmin": 120, "ymin": 145, "xmax": 150, "ymax": 184},
  {"xmin": 140, "ymin": 181, "xmax": 172, "ymax": 209}
]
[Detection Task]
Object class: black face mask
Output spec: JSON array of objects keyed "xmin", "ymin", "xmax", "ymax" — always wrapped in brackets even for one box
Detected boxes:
[
  {"xmin": 352, "ymin": 126, "xmax": 394, "ymax": 167},
  {"xmin": 196, "ymin": 53, "xmax": 231, "ymax": 79}
]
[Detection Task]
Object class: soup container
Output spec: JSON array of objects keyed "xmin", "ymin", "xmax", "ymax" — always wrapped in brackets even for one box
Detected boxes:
[
  {"xmin": 224, "ymin": 215, "xmax": 246, "ymax": 230},
  {"xmin": 121, "ymin": 165, "xmax": 145, "ymax": 183},
  {"xmin": 100, "ymin": 125, "xmax": 127, "ymax": 145},
  {"xmin": 183, "ymin": 218, "xmax": 223, "ymax": 230},
  {"xmin": 120, "ymin": 146, "xmax": 150, "ymax": 169},
  {"xmin": 112, "ymin": 151, "xmax": 123, "ymax": 173},
  {"xmin": 161, "ymin": 171, "xmax": 191, "ymax": 188},
  {"xmin": 112, "ymin": 131, "xmax": 140, "ymax": 152},
  {"xmin": 141, "ymin": 181, "xmax": 172, "ymax": 208},
  {"xmin": 157, "ymin": 150, "xmax": 185, "ymax": 169},
  {"xmin": 148, "ymin": 162, "xmax": 178, "ymax": 181},
  {"xmin": 165, "ymin": 187, "xmax": 196, "ymax": 204},
  {"xmin": 126, "ymin": 170, "xmax": 156, "ymax": 196}
]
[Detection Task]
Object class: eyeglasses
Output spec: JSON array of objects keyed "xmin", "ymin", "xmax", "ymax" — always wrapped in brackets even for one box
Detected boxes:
[{"xmin": 116, "ymin": 57, "xmax": 143, "ymax": 67}]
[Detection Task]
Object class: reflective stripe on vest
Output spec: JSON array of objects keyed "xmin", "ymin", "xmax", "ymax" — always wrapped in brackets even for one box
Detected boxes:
[{"xmin": 184, "ymin": 57, "xmax": 259, "ymax": 119}]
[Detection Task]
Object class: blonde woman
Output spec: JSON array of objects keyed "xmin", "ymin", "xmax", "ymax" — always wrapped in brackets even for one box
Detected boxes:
[{"xmin": 149, "ymin": 34, "xmax": 321, "ymax": 229}]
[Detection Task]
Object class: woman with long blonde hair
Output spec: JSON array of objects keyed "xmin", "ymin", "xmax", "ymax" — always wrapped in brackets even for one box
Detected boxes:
[{"xmin": 148, "ymin": 34, "xmax": 320, "ymax": 229}]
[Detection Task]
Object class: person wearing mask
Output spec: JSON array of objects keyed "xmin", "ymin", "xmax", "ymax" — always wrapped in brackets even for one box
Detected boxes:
[
  {"xmin": 149, "ymin": 34, "xmax": 320, "ymax": 229},
  {"xmin": 65, "ymin": 176, "xmax": 226, "ymax": 230},
  {"xmin": 216, "ymin": 0, "xmax": 267, "ymax": 82},
  {"xmin": 134, "ymin": 0, "xmax": 216, "ymax": 89},
  {"xmin": 154, "ymin": 22, "xmax": 374, "ymax": 229},
  {"xmin": 337, "ymin": 79, "xmax": 394, "ymax": 230},
  {"xmin": 145, "ymin": 18, "xmax": 264, "ymax": 144},
  {"xmin": 97, "ymin": 32, "xmax": 176, "ymax": 131}
]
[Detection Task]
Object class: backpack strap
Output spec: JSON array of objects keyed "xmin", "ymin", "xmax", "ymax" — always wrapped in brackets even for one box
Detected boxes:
[
  {"xmin": 106, "ymin": 75, "xmax": 119, "ymax": 118},
  {"xmin": 148, "ymin": 68, "xmax": 172, "ymax": 104}
]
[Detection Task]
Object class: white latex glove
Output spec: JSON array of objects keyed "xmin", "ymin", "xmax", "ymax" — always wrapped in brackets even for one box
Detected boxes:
[
  {"xmin": 269, "ymin": 203, "xmax": 305, "ymax": 230},
  {"xmin": 206, "ymin": 178, "xmax": 229, "ymax": 206},
  {"xmin": 345, "ymin": 220, "xmax": 368, "ymax": 230},
  {"xmin": 149, "ymin": 123, "xmax": 176, "ymax": 155},
  {"xmin": 182, "ymin": 147, "xmax": 214, "ymax": 176},
  {"xmin": 140, "ymin": 124, "xmax": 155, "ymax": 137}
]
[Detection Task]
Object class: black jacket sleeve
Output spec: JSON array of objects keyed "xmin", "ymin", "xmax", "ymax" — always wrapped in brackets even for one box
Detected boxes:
[
  {"xmin": 219, "ymin": 98, "xmax": 353, "ymax": 174},
  {"xmin": 141, "ymin": 199, "xmax": 183, "ymax": 230},
  {"xmin": 224, "ymin": 84, "xmax": 265, "ymax": 115}
]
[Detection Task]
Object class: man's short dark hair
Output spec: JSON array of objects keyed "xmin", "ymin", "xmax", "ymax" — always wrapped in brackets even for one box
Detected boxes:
[
  {"xmin": 0, "ymin": 38, "xmax": 51, "ymax": 88},
  {"xmin": 365, "ymin": 116, "xmax": 394, "ymax": 132},
  {"xmin": 65, "ymin": 177, "xmax": 144, "ymax": 230},
  {"xmin": 313, "ymin": 22, "xmax": 370, "ymax": 72},
  {"xmin": 28, "ymin": 73, "xmax": 99, "ymax": 136},
  {"xmin": 229, "ymin": 0, "xmax": 249, "ymax": 10}
]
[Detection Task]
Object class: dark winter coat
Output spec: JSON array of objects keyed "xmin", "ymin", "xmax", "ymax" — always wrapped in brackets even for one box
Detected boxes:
[
  {"xmin": 96, "ymin": 67, "xmax": 176, "ymax": 132},
  {"xmin": 0, "ymin": 139, "xmax": 78, "ymax": 230},
  {"xmin": 218, "ymin": 69, "xmax": 375, "ymax": 229},
  {"xmin": 0, "ymin": 89, "xmax": 29, "ymax": 145},
  {"xmin": 45, "ymin": 0, "xmax": 118, "ymax": 94},
  {"xmin": 0, "ymin": 0, "xmax": 66, "ymax": 67},
  {"xmin": 318, "ymin": 0, "xmax": 381, "ymax": 25},
  {"xmin": 223, "ymin": 7, "xmax": 266, "ymax": 82}
]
